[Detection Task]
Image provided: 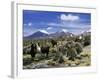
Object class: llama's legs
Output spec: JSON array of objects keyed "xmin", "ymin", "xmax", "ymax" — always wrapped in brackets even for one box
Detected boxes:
[{"xmin": 31, "ymin": 53, "xmax": 35, "ymax": 60}]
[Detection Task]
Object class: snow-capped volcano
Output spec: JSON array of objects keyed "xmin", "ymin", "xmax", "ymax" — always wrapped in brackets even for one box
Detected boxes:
[
  {"xmin": 24, "ymin": 29, "xmax": 74, "ymax": 39},
  {"xmin": 38, "ymin": 30, "xmax": 49, "ymax": 34},
  {"xmin": 24, "ymin": 30, "xmax": 49, "ymax": 39}
]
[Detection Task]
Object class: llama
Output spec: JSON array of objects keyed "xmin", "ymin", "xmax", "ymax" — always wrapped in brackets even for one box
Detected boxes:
[
  {"xmin": 29, "ymin": 42, "xmax": 50, "ymax": 59},
  {"xmin": 41, "ymin": 46, "xmax": 50, "ymax": 58},
  {"xmin": 30, "ymin": 43, "xmax": 37, "ymax": 58}
]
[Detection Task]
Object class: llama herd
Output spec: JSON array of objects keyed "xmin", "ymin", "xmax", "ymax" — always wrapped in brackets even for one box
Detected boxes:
[{"xmin": 23, "ymin": 34, "xmax": 90, "ymax": 63}]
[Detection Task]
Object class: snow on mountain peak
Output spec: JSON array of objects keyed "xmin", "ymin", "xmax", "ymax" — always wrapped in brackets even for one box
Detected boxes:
[
  {"xmin": 38, "ymin": 30, "xmax": 49, "ymax": 34},
  {"xmin": 61, "ymin": 29, "xmax": 68, "ymax": 33}
]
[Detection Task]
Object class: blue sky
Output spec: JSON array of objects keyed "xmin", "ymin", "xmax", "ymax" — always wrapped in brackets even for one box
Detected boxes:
[{"xmin": 23, "ymin": 10, "xmax": 91, "ymax": 37}]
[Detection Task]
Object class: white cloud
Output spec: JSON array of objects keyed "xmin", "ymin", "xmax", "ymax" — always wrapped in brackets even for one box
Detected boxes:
[
  {"xmin": 48, "ymin": 23, "xmax": 59, "ymax": 26},
  {"xmin": 39, "ymin": 29, "xmax": 49, "ymax": 34},
  {"xmin": 47, "ymin": 27, "xmax": 53, "ymax": 30},
  {"xmin": 28, "ymin": 22, "xmax": 32, "ymax": 26},
  {"xmin": 62, "ymin": 29, "xmax": 68, "ymax": 33},
  {"xmin": 60, "ymin": 14, "xmax": 79, "ymax": 21}
]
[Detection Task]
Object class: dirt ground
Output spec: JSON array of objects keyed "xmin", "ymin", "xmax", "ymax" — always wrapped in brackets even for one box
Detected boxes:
[{"xmin": 23, "ymin": 45, "xmax": 91, "ymax": 69}]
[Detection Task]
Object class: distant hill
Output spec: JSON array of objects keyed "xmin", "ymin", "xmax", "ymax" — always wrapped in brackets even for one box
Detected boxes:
[
  {"xmin": 48, "ymin": 31, "xmax": 74, "ymax": 38},
  {"xmin": 24, "ymin": 31, "xmax": 48, "ymax": 39},
  {"xmin": 24, "ymin": 30, "xmax": 75, "ymax": 40},
  {"xmin": 81, "ymin": 30, "xmax": 91, "ymax": 36}
]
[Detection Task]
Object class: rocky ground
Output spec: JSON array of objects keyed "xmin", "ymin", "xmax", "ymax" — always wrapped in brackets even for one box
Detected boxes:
[{"xmin": 23, "ymin": 45, "xmax": 91, "ymax": 69}]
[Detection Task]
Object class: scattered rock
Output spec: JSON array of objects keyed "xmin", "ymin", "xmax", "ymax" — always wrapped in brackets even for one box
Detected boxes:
[
  {"xmin": 76, "ymin": 55, "xmax": 82, "ymax": 59},
  {"xmin": 31, "ymin": 63, "xmax": 49, "ymax": 69},
  {"xmin": 65, "ymin": 64, "xmax": 69, "ymax": 67},
  {"xmin": 71, "ymin": 63, "xmax": 77, "ymax": 67},
  {"xmin": 75, "ymin": 59, "xmax": 81, "ymax": 65}
]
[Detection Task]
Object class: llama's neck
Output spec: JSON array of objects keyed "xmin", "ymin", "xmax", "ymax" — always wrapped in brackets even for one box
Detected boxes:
[{"xmin": 36, "ymin": 43, "xmax": 41, "ymax": 51}]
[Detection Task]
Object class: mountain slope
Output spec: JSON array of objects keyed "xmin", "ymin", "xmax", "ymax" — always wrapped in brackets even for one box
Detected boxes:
[
  {"xmin": 24, "ymin": 30, "xmax": 74, "ymax": 39},
  {"xmin": 24, "ymin": 31, "xmax": 48, "ymax": 39}
]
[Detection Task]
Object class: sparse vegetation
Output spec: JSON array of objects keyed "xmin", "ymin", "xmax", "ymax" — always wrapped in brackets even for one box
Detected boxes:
[{"xmin": 23, "ymin": 33, "xmax": 91, "ymax": 69}]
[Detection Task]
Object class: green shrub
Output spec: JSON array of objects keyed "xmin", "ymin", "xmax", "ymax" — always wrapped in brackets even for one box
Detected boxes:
[
  {"xmin": 75, "ymin": 42, "xmax": 83, "ymax": 54},
  {"xmin": 34, "ymin": 53, "xmax": 45, "ymax": 61}
]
